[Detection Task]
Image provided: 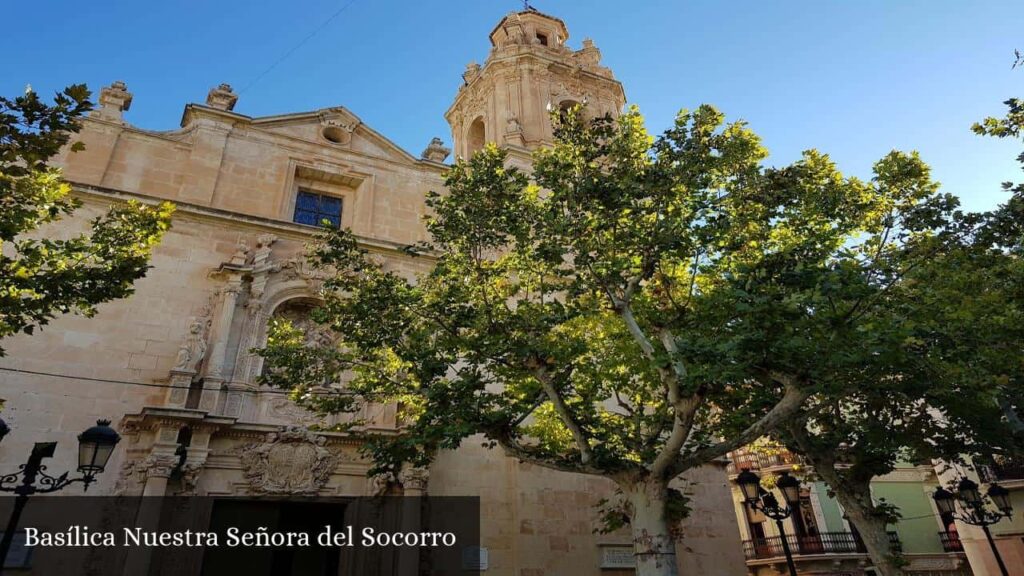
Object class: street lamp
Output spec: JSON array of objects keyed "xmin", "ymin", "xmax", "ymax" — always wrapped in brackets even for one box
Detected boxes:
[
  {"xmin": 737, "ymin": 470, "xmax": 801, "ymax": 576},
  {"xmin": 0, "ymin": 418, "xmax": 9, "ymax": 443},
  {"xmin": 0, "ymin": 420, "xmax": 121, "ymax": 568},
  {"xmin": 933, "ymin": 478, "xmax": 1014, "ymax": 576}
]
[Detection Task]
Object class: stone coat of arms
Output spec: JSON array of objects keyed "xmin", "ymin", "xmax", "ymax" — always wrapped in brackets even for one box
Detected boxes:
[{"xmin": 239, "ymin": 427, "xmax": 335, "ymax": 494}]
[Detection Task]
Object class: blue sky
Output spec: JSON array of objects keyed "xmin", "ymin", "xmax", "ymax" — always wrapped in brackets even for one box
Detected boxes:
[{"xmin": 5, "ymin": 0, "xmax": 1022, "ymax": 212}]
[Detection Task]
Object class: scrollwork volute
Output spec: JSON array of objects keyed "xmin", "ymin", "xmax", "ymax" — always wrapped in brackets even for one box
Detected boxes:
[
  {"xmin": 399, "ymin": 466, "xmax": 430, "ymax": 494},
  {"xmin": 141, "ymin": 453, "xmax": 180, "ymax": 480}
]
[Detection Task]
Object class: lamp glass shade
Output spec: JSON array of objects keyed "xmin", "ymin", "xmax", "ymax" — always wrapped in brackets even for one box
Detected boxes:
[
  {"xmin": 988, "ymin": 484, "xmax": 1013, "ymax": 515},
  {"xmin": 77, "ymin": 420, "xmax": 120, "ymax": 474},
  {"xmin": 776, "ymin": 473, "xmax": 802, "ymax": 506},
  {"xmin": 957, "ymin": 478, "xmax": 982, "ymax": 507},
  {"xmin": 933, "ymin": 487, "xmax": 957, "ymax": 515},
  {"xmin": 736, "ymin": 469, "xmax": 762, "ymax": 502}
]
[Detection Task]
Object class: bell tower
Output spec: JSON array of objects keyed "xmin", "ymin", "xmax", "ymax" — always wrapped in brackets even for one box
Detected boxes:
[{"xmin": 445, "ymin": 8, "xmax": 626, "ymax": 162}]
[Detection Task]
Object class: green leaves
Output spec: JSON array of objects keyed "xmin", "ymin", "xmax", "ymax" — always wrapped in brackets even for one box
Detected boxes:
[
  {"xmin": 0, "ymin": 85, "xmax": 173, "ymax": 355},
  {"xmin": 1, "ymin": 84, "xmax": 92, "ymax": 177},
  {"xmin": 259, "ymin": 99, "xmax": 1016, "ymax": 543}
]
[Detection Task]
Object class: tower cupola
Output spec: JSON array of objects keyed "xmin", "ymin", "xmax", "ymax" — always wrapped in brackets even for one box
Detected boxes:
[{"xmin": 446, "ymin": 9, "xmax": 626, "ymax": 163}]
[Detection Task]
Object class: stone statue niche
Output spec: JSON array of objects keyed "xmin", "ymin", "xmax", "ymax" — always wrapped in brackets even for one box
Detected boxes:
[
  {"xmin": 272, "ymin": 300, "xmax": 336, "ymax": 350},
  {"xmin": 174, "ymin": 316, "xmax": 210, "ymax": 373},
  {"xmin": 263, "ymin": 300, "xmax": 397, "ymax": 429}
]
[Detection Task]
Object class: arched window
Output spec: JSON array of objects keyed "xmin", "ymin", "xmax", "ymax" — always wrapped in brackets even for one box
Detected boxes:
[{"xmin": 467, "ymin": 117, "xmax": 486, "ymax": 157}]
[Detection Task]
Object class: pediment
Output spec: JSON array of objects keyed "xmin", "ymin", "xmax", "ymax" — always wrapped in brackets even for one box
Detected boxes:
[{"xmin": 250, "ymin": 106, "xmax": 419, "ymax": 165}]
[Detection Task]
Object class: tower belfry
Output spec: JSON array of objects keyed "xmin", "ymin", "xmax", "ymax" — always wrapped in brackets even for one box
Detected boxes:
[{"xmin": 445, "ymin": 8, "xmax": 626, "ymax": 161}]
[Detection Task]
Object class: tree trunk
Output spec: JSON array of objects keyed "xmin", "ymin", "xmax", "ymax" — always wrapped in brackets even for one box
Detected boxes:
[
  {"xmin": 815, "ymin": 468, "xmax": 904, "ymax": 576},
  {"xmin": 623, "ymin": 479, "xmax": 679, "ymax": 576}
]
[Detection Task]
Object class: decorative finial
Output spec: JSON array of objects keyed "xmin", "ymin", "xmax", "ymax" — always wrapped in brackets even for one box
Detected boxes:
[
  {"xmin": 93, "ymin": 81, "xmax": 133, "ymax": 121},
  {"xmin": 206, "ymin": 83, "xmax": 238, "ymax": 111},
  {"xmin": 421, "ymin": 137, "xmax": 451, "ymax": 163}
]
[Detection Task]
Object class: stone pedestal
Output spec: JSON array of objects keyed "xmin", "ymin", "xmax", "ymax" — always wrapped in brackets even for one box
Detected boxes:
[{"xmin": 166, "ymin": 369, "xmax": 196, "ymax": 408}]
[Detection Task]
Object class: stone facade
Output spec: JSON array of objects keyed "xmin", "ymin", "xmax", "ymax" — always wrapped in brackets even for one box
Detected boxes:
[{"xmin": 0, "ymin": 9, "xmax": 746, "ymax": 576}]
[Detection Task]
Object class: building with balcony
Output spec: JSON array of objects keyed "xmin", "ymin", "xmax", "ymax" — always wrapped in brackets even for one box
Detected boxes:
[
  {"xmin": 728, "ymin": 447, "xmax": 972, "ymax": 576},
  {"xmin": 940, "ymin": 456, "xmax": 1024, "ymax": 575}
]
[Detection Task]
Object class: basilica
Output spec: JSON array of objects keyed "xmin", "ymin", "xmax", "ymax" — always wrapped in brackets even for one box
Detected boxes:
[{"xmin": 0, "ymin": 8, "xmax": 747, "ymax": 576}]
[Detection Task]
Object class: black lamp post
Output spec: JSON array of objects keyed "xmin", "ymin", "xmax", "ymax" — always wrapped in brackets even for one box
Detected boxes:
[
  {"xmin": 738, "ymin": 470, "xmax": 802, "ymax": 576},
  {"xmin": 0, "ymin": 418, "xmax": 9, "ymax": 444},
  {"xmin": 0, "ymin": 420, "xmax": 120, "ymax": 569},
  {"xmin": 933, "ymin": 478, "xmax": 1014, "ymax": 576}
]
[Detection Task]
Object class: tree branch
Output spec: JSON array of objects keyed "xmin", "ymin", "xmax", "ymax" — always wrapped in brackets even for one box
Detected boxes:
[
  {"xmin": 649, "ymin": 328, "xmax": 700, "ymax": 478},
  {"xmin": 650, "ymin": 391, "xmax": 703, "ymax": 479},
  {"xmin": 493, "ymin": 432, "xmax": 607, "ymax": 476},
  {"xmin": 668, "ymin": 381, "xmax": 810, "ymax": 475},
  {"xmin": 614, "ymin": 294, "xmax": 657, "ymax": 360},
  {"xmin": 532, "ymin": 363, "xmax": 594, "ymax": 465}
]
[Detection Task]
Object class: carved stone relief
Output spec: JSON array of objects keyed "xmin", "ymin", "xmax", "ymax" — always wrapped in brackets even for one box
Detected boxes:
[
  {"xmin": 265, "ymin": 395, "xmax": 320, "ymax": 427},
  {"xmin": 238, "ymin": 427, "xmax": 336, "ymax": 494},
  {"xmin": 272, "ymin": 300, "xmax": 334, "ymax": 345}
]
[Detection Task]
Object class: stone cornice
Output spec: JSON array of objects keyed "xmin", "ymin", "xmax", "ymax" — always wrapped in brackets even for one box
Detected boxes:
[
  {"xmin": 181, "ymin": 103, "xmax": 444, "ymax": 170},
  {"xmin": 69, "ymin": 182, "xmax": 440, "ymax": 260},
  {"xmin": 488, "ymin": 9, "xmax": 570, "ymax": 44},
  {"xmin": 81, "ymin": 105, "xmax": 449, "ymax": 175},
  {"xmin": 446, "ymin": 50, "xmax": 626, "ymax": 121}
]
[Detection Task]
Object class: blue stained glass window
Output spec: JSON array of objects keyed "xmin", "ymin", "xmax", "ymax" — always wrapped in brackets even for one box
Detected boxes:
[
  {"xmin": 321, "ymin": 196, "xmax": 342, "ymax": 213},
  {"xmin": 293, "ymin": 190, "xmax": 343, "ymax": 228}
]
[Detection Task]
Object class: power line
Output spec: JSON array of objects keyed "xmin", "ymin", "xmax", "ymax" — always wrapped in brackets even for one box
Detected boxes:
[{"xmin": 238, "ymin": 0, "xmax": 360, "ymax": 95}]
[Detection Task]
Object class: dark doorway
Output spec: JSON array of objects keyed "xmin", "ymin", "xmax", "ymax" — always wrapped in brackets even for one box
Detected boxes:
[{"xmin": 201, "ymin": 500, "xmax": 346, "ymax": 576}]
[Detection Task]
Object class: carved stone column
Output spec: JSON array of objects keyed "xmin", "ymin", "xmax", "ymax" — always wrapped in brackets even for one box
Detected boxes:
[
  {"xmin": 202, "ymin": 276, "xmax": 242, "ymax": 412},
  {"xmin": 123, "ymin": 449, "xmax": 177, "ymax": 576},
  {"xmin": 141, "ymin": 424, "xmax": 183, "ymax": 495},
  {"xmin": 140, "ymin": 452, "xmax": 177, "ymax": 496},
  {"xmin": 179, "ymin": 425, "xmax": 213, "ymax": 495},
  {"xmin": 397, "ymin": 466, "xmax": 429, "ymax": 575}
]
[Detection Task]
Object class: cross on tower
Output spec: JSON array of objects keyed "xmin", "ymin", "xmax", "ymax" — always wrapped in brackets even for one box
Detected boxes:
[{"xmin": 523, "ymin": 1, "xmax": 534, "ymax": 10}]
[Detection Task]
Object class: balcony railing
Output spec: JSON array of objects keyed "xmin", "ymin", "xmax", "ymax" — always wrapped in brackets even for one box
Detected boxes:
[
  {"xmin": 742, "ymin": 531, "xmax": 901, "ymax": 561},
  {"xmin": 938, "ymin": 531, "xmax": 964, "ymax": 553},
  {"xmin": 978, "ymin": 457, "xmax": 1024, "ymax": 483},
  {"xmin": 728, "ymin": 450, "xmax": 802, "ymax": 474}
]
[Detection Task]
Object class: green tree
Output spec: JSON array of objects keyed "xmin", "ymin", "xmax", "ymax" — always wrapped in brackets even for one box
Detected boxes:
[
  {"xmin": 769, "ymin": 67, "xmax": 1024, "ymax": 575},
  {"xmin": 261, "ymin": 107, "xmax": 942, "ymax": 576},
  {"xmin": 963, "ymin": 57, "xmax": 1024, "ymax": 433},
  {"xmin": 1, "ymin": 85, "xmax": 173, "ymax": 355},
  {"xmin": 706, "ymin": 144, "xmax": 978, "ymax": 576}
]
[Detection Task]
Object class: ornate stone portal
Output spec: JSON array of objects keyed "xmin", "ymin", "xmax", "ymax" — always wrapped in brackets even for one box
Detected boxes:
[{"xmin": 238, "ymin": 426, "xmax": 336, "ymax": 495}]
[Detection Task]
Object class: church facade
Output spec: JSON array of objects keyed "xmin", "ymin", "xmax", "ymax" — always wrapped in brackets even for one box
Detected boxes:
[{"xmin": 0, "ymin": 9, "xmax": 749, "ymax": 576}]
